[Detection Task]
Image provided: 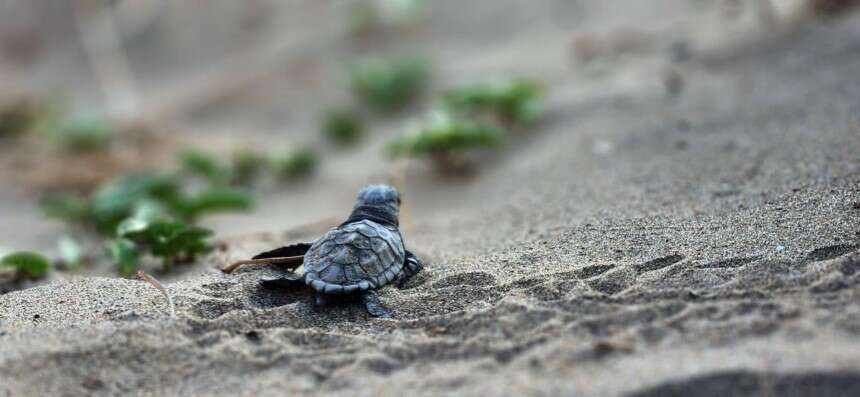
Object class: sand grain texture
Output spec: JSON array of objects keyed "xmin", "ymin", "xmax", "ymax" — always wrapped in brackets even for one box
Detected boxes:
[{"xmin": 2, "ymin": 3, "xmax": 860, "ymax": 397}]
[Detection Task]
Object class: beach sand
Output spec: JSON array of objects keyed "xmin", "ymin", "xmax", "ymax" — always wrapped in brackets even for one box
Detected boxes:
[{"xmin": 1, "ymin": 2, "xmax": 859, "ymax": 396}]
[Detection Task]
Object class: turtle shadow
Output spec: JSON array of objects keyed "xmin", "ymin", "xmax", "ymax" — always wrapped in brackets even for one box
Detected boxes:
[
  {"xmin": 248, "ymin": 283, "xmax": 373, "ymax": 317},
  {"xmin": 247, "ymin": 283, "xmax": 314, "ymax": 309}
]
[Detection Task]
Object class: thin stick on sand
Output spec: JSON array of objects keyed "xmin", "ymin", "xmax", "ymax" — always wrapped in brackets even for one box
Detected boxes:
[
  {"xmin": 221, "ymin": 255, "xmax": 304, "ymax": 274},
  {"xmin": 137, "ymin": 270, "xmax": 175, "ymax": 318}
]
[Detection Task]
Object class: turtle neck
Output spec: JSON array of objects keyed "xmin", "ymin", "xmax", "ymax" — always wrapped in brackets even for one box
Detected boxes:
[{"xmin": 341, "ymin": 205, "xmax": 399, "ymax": 228}]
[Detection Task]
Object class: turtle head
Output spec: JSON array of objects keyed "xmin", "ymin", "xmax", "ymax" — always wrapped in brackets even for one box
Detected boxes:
[
  {"xmin": 346, "ymin": 184, "xmax": 401, "ymax": 226},
  {"xmin": 355, "ymin": 184, "xmax": 401, "ymax": 211}
]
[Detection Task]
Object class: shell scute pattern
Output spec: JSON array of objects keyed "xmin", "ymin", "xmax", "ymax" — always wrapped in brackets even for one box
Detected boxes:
[{"xmin": 304, "ymin": 220, "xmax": 406, "ymax": 294}]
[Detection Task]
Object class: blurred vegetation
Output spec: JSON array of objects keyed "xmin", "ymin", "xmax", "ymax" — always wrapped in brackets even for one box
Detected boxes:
[
  {"xmin": 386, "ymin": 111, "xmax": 503, "ymax": 159},
  {"xmin": 345, "ymin": 0, "xmax": 424, "ymax": 36},
  {"xmin": 349, "ymin": 55, "xmax": 429, "ymax": 112},
  {"xmin": 441, "ymin": 79, "xmax": 543, "ymax": 125},
  {"xmin": 230, "ymin": 148, "xmax": 267, "ymax": 186},
  {"xmin": 178, "ymin": 148, "xmax": 232, "ymax": 186},
  {"xmin": 322, "ymin": 109, "xmax": 364, "ymax": 146},
  {"xmin": 105, "ymin": 238, "xmax": 139, "ymax": 276},
  {"xmin": 0, "ymin": 98, "xmax": 118, "ymax": 153},
  {"xmin": 40, "ymin": 169, "xmax": 252, "ymax": 274},
  {"xmin": 271, "ymin": 148, "xmax": 318, "ymax": 180},
  {"xmin": 53, "ymin": 113, "xmax": 113, "ymax": 152},
  {"xmin": 115, "ymin": 217, "xmax": 213, "ymax": 273},
  {"xmin": 0, "ymin": 99, "xmax": 41, "ymax": 138},
  {"xmin": 57, "ymin": 236, "xmax": 85, "ymax": 269},
  {"xmin": 1, "ymin": 252, "xmax": 50, "ymax": 279},
  {"xmin": 385, "ymin": 77, "xmax": 543, "ymax": 173},
  {"xmin": 41, "ymin": 171, "xmax": 253, "ymax": 233}
]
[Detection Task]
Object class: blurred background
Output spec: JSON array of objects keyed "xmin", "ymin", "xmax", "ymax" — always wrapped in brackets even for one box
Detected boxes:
[{"xmin": 0, "ymin": 0, "xmax": 855, "ymax": 287}]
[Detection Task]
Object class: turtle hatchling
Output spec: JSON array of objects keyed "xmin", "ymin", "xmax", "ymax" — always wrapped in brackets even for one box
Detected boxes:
[{"xmin": 225, "ymin": 184, "xmax": 423, "ymax": 317}]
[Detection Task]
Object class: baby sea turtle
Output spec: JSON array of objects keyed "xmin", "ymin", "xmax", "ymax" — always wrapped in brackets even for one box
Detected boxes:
[{"xmin": 225, "ymin": 185, "xmax": 423, "ymax": 318}]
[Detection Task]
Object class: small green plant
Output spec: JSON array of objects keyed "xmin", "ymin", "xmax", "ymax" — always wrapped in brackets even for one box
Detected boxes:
[
  {"xmin": 39, "ymin": 194, "xmax": 92, "ymax": 223},
  {"xmin": 344, "ymin": 0, "xmax": 424, "ymax": 36},
  {"xmin": 180, "ymin": 147, "xmax": 273, "ymax": 187},
  {"xmin": 177, "ymin": 148, "xmax": 231, "ymax": 186},
  {"xmin": 386, "ymin": 111, "xmax": 503, "ymax": 174},
  {"xmin": 86, "ymin": 172, "xmax": 181, "ymax": 232},
  {"xmin": 172, "ymin": 187, "xmax": 254, "ymax": 221},
  {"xmin": 349, "ymin": 55, "xmax": 429, "ymax": 112},
  {"xmin": 55, "ymin": 112, "xmax": 113, "ymax": 151},
  {"xmin": 106, "ymin": 238, "xmax": 140, "ymax": 275},
  {"xmin": 230, "ymin": 148, "xmax": 266, "ymax": 186},
  {"xmin": 441, "ymin": 79, "xmax": 543, "ymax": 125},
  {"xmin": 58, "ymin": 236, "xmax": 85, "ymax": 269},
  {"xmin": 386, "ymin": 111, "xmax": 503, "ymax": 158},
  {"xmin": 40, "ymin": 171, "xmax": 253, "ymax": 233},
  {"xmin": 0, "ymin": 99, "xmax": 40, "ymax": 138},
  {"xmin": 1, "ymin": 251, "xmax": 50, "ymax": 279},
  {"xmin": 322, "ymin": 109, "xmax": 364, "ymax": 146},
  {"xmin": 271, "ymin": 148, "xmax": 318, "ymax": 180},
  {"xmin": 116, "ymin": 217, "xmax": 213, "ymax": 272}
]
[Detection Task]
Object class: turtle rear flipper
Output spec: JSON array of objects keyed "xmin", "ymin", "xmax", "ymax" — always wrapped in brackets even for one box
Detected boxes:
[
  {"xmin": 260, "ymin": 273, "xmax": 305, "ymax": 289},
  {"xmin": 252, "ymin": 242, "xmax": 313, "ymax": 260},
  {"xmin": 361, "ymin": 291, "xmax": 392, "ymax": 318}
]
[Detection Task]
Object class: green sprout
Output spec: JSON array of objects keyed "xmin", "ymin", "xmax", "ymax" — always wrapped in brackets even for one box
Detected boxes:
[
  {"xmin": 172, "ymin": 187, "xmax": 254, "ymax": 221},
  {"xmin": 55, "ymin": 112, "xmax": 113, "ymax": 151},
  {"xmin": 441, "ymin": 79, "xmax": 543, "ymax": 125},
  {"xmin": 386, "ymin": 111, "xmax": 503, "ymax": 174},
  {"xmin": 39, "ymin": 194, "xmax": 92, "ymax": 223},
  {"xmin": 1, "ymin": 251, "xmax": 50, "ymax": 279},
  {"xmin": 386, "ymin": 111, "xmax": 503, "ymax": 158},
  {"xmin": 349, "ymin": 55, "xmax": 429, "ymax": 112},
  {"xmin": 344, "ymin": 0, "xmax": 424, "ymax": 36},
  {"xmin": 230, "ymin": 148, "xmax": 266, "ymax": 186},
  {"xmin": 117, "ymin": 217, "xmax": 212, "ymax": 271},
  {"xmin": 322, "ymin": 109, "xmax": 364, "ymax": 146},
  {"xmin": 271, "ymin": 148, "xmax": 318, "ymax": 180},
  {"xmin": 40, "ymin": 171, "xmax": 253, "ymax": 233},
  {"xmin": 106, "ymin": 238, "xmax": 140, "ymax": 275},
  {"xmin": 177, "ymin": 148, "xmax": 231, "ymax": 186},
  {"xmin": 87, "ymin": 172, "xmax": 181, "ymax": 232},
  {"xmin": 345, "ymin": 0, "xmax": 382, "ymax": 36},
  {"xmin": 58, "ymin": 236, "xmax": 85, "ymax": 269},
  {"xmin": 0, "ymin": 99, "xmax": 40, "ymax": 138}
]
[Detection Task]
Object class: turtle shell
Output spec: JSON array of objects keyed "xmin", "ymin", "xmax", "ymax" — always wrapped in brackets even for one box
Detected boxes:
[{"xmin": 303, "ymin": 220, "xmax": 406, "ymax": 294}]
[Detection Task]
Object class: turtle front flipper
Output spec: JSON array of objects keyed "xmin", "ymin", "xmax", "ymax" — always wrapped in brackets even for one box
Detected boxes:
[
  {"xmin": 361, "ymin": 291, "xmax": 392, "ymax": 318},
  {"xmin": 260, "ymin": 273, "xmax": 306, "ymax": 289},
  {"xmin": 253, "ymin": 242, "xmax": 313, "ymax": 261},
  {"xmin": 396, "ymin": 250, "xmax": 424, "ymax": 288}
]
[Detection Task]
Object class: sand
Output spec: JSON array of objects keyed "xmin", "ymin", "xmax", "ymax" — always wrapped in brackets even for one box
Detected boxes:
[{"xmin": 1, "ymin": 1, "xmax": 860, "ymax": 396}]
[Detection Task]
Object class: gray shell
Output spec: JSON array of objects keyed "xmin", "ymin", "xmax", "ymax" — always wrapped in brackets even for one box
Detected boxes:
[{"xmin": 303, "ymin": 220, "xmax": 405, "ymax": 294}]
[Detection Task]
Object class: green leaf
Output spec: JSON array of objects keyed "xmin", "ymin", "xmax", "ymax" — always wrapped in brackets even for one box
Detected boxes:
[
  {"xmin": 89, "ymin": 172, "xmax": 180, "ymax": 232},
  {"xmin": 322, "ymin": 109, "xmax": 363, "ymax": 146},
  {"xmin": 39, "ymin": 195, "xmax": 91, "ymax": 221},
  {"xmin": 386, "ymin": 111, "xmax": 503, "ymax": 158},
  {"xmin": 58, "ymin": 236, "xmax": 83, "ymax": 269},
  {"xmin": 116, "ymin": 217, "xmax": 151, "ymax": 237},
  {"xmin": 1, "ymin": 251, "xmax": 50, "ymax": 279},
  {"xmin": 172, "ymin": 187, "xmax": 254, "ymax": 221},
  {"xmin": 271, "ymin": 148, "xmax": 318, "ymax": 180},
  {"xmin": 56, "ymin": 113, "xmax": 112, "ymax": 151},
  {"xmin": 230, "ymin": 148, "xmax": 266, "ymax": 186},
  {"xmin": 107, "ymin": 238, "xmax": 139, "ymax": 275},
  {"xmin": 349, "ymin": 55, "xmax": 429, "ymax": 112},
  {"xmin": 130, "ymin": 199, "xmax": 169, "ymax": 223},
  {"xmin": 177, "ymin": 148, "xmax": 231, "ymax": 186},
  {"xmin": 441, "ymin": 78, "xmax": 543, "ymax": 124},
  {"xmin": 119, "ymin": 219, "xmax": 213, "ymax": 269},
  {"xmin": 0, "ymin": 99, "xmax": 40, "ymax": 137}
]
